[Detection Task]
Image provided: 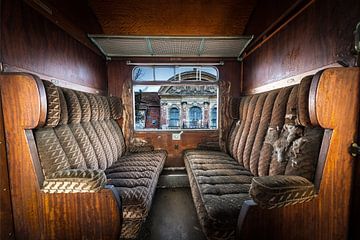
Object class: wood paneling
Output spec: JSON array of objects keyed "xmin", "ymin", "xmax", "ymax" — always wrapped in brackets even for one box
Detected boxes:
[
  {"xmin": 244, "ymin": 0, "xmax": 298, "ymax": 38},
  {"xmin": 238, "ymin": 68, "xmax": 360, "ymax": 240},
  {"xmin": 135, "ymin": 131, "xmax": 219, "ymax": 167},
  {"xmin": 0, "ymin": 93, "xmax": 15, "ymax": 239},
  {"xmin": 242, "ymin": 0, "xmax": 359, "ymax": 91},
  {"xmin": 108, "ymin": 58, "xmax": 241, "ymax": 167},
  {"xmin": 89, "ymin": 0, "xmax": 256, "ymax": 36},
  {"xmin": 45, "ymin": 0, "xmax": 103, "ymax": 34},
  {"xmin": 24, "ymin": 0, "xmax": 103, "ymax": 55},
  {"xmin": 1, "ymin": 0, "xmax": 107, "ymax": 92}
]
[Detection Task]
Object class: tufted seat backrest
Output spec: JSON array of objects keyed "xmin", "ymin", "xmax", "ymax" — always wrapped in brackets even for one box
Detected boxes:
[
  {"xmin": 34, "ymin": 80, "xmax": 125, "ymax": 178},
  {"xmin": 226, "ymin": 76, "xmax": 324, "ymax": 181}
]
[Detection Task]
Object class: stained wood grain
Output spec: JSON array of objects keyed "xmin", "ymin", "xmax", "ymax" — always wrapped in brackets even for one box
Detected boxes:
[
  {"xmin": 0, "ymin": 92, "xmax": 15, "ymax": 240},
  {"xmin": 237, "ymin": 68, "xmax": 360, "ymax": 240},
  {"xmin": 89, "ymin": 0, "xmax": 256, "ymax": 35},
  {"xmin": 242, "ymin": 0, "xmax": 359, "ymax": 91},
  {"xmin": 1, "ymin": 0, "xmax": 107, "ymax": 91}
]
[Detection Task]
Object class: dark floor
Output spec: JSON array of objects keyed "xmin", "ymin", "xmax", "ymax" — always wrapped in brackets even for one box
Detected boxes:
[{"xmin": 138, "ymin": 188, "xmax": 206, "ymax": 240}]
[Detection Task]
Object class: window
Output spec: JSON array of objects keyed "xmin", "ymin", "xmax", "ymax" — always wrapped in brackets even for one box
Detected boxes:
[
  {"xmin": 211, "ymin": 106, "xmax": 217, "ymax": 128},
  {"xmin": 169, "ymin": 107, "xmax": 180, "ymax": 128},
  {"xmin": 189, "ymin": 107, "xmax": 202, "ymax": 128},
  {"xmin": 133, "ymin": 65, "xmax": 219, "ymax": 131}
]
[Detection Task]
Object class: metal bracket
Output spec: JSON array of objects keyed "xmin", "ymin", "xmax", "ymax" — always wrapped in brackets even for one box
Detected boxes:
[{"xmin": 349, "ymin": 143, "xmax": 360, "ymax": 157}]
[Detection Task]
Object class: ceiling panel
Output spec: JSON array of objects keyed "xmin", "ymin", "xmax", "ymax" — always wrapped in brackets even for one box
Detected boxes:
[{"xmin": 89, "ymin": 0, "xmax": 257, "ymax": 36}]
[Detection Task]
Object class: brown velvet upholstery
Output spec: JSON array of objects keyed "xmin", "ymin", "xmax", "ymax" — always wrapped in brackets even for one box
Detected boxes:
[
  {"xmin": 249, "ymin": 175, "xmax": 316, "ymax": 209},
  {"xmin": 184, "ymin": 78, "xmax": 324, "ymax": 240},
  {"xmin": 34, "ymin": 80, "xmax": 166, "ymax": 239}
]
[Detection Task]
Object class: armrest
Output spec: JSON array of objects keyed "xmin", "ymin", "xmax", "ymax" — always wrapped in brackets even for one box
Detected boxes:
[
  {"xmin": 128, "ymin": 144, "xmax": 154, "ymax": 153},
  {"xmin": 42, "ymin": 169, "xmax": 107, "ymax": 193},
  {"xmin": 249, "ymin": 175, "xmax": 316, "ymax": 209}
]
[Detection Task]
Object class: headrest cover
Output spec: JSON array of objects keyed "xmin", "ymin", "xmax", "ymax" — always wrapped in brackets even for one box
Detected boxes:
[
  {"xmin": 57, "ymin": 88, "xmax": 68, "ymax": 125},
  {"xmin": 86, "ymin": 94, "xmax": 99, "ymax": 121},
  {"xmin": 297, "ymin": 75, "xmax": 313, "ymax": 127},
  {"xmin": 75, "ymin": 91, "xmax": 91, "ymax": 122},
  {"xmin": 96, "ymin": 96, "xmax": 105, "ymax": 121},
  {"xmin": 61, "ymin": 88, "xmax": 82, "ymax": 124},
  {"xmin": 43, "ymin": 80, "xmax": 61, "ymax": 128},
  {"xmin": 101, "ymin": 96, "xmax": 111, "ymax": 120},
  {"xmin": 108, "ymin": 97, "xmax": 123, "ymax": 120}
]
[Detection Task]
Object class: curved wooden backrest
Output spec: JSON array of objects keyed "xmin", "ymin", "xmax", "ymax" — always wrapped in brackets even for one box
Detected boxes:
[
  {"xmin": 0, "ymin": 73, "xmax": 122, "ymax": 240},
  {"xmin": 237, "ymin": 67, "xmax": 360, "ymax": 240}
]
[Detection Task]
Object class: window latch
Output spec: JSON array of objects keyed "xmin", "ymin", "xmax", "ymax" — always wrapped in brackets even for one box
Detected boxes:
[{"xmin": 349, "ymin": 143, "xmax": 360, "ymax": 157}]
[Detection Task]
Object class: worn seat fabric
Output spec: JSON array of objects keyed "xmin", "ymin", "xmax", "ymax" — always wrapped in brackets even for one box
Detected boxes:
[
  {"xmin": 184, "ymin": 77, "xmax": 324, "ymax": 240},
  {"xmin": 34, "ymin": 80, "xmax": 166, "ymax": 239}
]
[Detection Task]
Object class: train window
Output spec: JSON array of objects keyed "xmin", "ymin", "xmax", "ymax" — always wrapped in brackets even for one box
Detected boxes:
[{"xmin": 133, "ymin": 66, "xmax": 219, "ymax": 131}]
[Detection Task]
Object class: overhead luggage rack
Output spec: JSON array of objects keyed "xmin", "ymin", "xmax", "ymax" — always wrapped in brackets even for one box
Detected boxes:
[{"xmin": 88, "ymin": 35, "xmax": 253, "ymax": 60}]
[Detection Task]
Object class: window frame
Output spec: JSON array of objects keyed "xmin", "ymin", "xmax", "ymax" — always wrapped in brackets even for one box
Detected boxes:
[{"xmin": 132, "ymin": 65, "xmax": 219, "ymax": 132}]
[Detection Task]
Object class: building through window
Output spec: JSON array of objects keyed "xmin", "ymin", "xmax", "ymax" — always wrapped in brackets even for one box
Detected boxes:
[
  {"xmin": 211, "ymin": 106, "xmax": 217, "ymax": 128},
  {"xmin": 133, "ymin": 66, "xmax": 219, "ymax": 130}
]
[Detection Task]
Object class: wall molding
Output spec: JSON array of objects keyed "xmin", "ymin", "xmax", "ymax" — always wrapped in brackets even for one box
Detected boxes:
[
  {"xmin": 3, "ymin": 64, "xmax": 106, "ymax": 95},
  {"xmin": 244, "ymin": 63, "xmax": 342, "ymax": 95}
]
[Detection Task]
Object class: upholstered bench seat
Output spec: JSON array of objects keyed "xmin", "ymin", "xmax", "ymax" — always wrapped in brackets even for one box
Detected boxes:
[
  {"xmin": 184, "ymin": 150, "xmax": 253, "ymax": 239},
  {"xmin": 106, "ymin": 150, "xmax": 166, "ymax": 220},
  {"xmin": 184, "ymin": 77, "xmax": 324, "ymax": 240},
  {"xmin": 33, "ymin": 80, "xmax": 166, "ymax": 239}
]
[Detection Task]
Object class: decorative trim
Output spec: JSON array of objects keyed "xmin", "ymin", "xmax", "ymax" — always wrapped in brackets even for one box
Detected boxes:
[
  {"xmin": 243, "ymin": 63, "xmax": 342, "ymax": 95},
  {"xmin": 3, "ymin": 64, "xmax": 106, "ymax": 95}
]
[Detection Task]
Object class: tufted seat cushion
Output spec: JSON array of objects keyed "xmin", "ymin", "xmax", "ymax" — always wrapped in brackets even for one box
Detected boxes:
[
  {"xmin": 184, "ymin": 150, "xmax": 253, "ymax": 239},
  {"xmin": 106, "ymin": 150, "xmax": 166, "ymax": 217}
]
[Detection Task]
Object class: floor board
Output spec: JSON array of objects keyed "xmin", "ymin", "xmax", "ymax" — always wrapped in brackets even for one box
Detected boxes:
[{"xmin": 138, "ymin": 188, "xmax": 206, "ymax": 240}]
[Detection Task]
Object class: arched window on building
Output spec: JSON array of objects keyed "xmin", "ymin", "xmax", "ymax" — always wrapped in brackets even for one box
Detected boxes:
[
  {"xmin": 211, "ymin": 107, "xmax": 217, "ymax": 128},
  {"xmin": 189, "ymin": 106, "xmax": 202, "ymax": 128},
  {"xmin": 169, "ymin": 107, "xmax": 180, "ymax": 128}
]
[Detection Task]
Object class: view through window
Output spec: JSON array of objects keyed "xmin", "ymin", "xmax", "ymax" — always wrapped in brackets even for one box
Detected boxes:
[{"xmin": 133, "ymin": 66, "xmax": 219, "ymax": 131}]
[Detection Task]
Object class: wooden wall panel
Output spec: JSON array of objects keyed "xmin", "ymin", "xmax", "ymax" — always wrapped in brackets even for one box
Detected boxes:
[
  {"xmin": 0, "ymin": 96, "xmax": 15, "ymax": 239},
  {"xmin": 244, "ymin": 0, "xmax": 297, "ymax": 38},
  {"xmin": 108, "ymin": 58, "xmax": 241, "ymax": 167},
  {"xmin": 1, "ymin": 0, "xmax": 107, "ymax": 92},
  {"xmin": 242, "ymin": 0, "xmax": 359, "ymax": 91}
]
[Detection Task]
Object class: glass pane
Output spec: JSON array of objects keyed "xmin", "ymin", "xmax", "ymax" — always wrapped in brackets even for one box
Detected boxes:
[
  {"xmin": 155, "ymin": 67, "xmax": 175, "ymax": 81},
  {"xmin": 176, "ymin": 67, "xmax": 200, "ymax": 81},
  {"xmin": 133, "ymin": 67, "xmax": 154, "ymax": 81},
  {"xmin": 201, "ymin": 67, "xmax": 218, "ymax": 81},
  {"xmin": 134, "ymin": 85, "xmax": 218, "ymax": 130}
]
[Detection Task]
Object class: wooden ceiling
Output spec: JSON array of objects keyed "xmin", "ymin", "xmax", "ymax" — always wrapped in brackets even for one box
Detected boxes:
[{"xmin": 89, "ymin": 0, "xmax": 257, "ymax": 36}]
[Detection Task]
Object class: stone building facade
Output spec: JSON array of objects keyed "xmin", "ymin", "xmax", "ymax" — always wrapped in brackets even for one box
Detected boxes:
[{"xmin": 158, "ymin": 85, "xmax": 217, "ymax": 129}]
